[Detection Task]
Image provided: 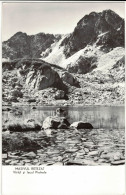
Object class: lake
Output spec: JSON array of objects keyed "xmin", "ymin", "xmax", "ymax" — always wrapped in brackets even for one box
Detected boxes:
[
  {"xmin": 3, "ymin": 105, "xmax": 125, "ymax": 129},
  {"xmin": 2, "ymin": 105, "xmax": 125, "ymax": 166}
]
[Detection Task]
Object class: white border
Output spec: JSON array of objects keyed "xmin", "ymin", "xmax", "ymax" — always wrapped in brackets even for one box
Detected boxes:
[{"xmin": 0, "ymin": 1, "xmax": 125, "ymax": 195}]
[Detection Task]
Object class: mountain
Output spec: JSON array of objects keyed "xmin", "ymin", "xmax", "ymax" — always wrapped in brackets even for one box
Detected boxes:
[
  {"xmin": 2, "ymin": 32, "xmax": 61, "ymax": 60},
  {"xmin": 60, "ymin": 9, "xmax": 124, "ymax": 57},
  {"xmin": 2, "ymin": 9, "xmax": 125, "ymax": 106},
  {"xmin": 41, "ymin": 9, "xmax": 124, "ymax": 73}
]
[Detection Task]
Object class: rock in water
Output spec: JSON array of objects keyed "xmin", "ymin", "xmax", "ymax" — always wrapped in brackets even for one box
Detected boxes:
[
  {"xmin": 42, "ymin": 116, "xmax": 70, "ymax": 130},
  {"xmin": 8, "ymin": 119, "xmax": 41, "ymax": 132},
  {"xmin": 70, "ymin": 121, "xmax": 93, "ymax": 129}
]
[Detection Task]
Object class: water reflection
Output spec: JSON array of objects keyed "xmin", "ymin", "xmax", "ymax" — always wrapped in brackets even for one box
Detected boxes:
[{"xmin": 2, "ymin": 106, "xmax": 125, "ymax": 129}]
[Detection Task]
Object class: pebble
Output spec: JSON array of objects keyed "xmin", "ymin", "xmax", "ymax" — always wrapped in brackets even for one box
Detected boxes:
[
  {"xmin": 111, "ymin": 160, "xmax": 125, "ymax": 165},
  {"xmin": 52, "ymin": 162, "xmax": 64, "ymax": 166},
  {"xmin": 94, "ymin": 157, "xmax": 99, "ymax": 161},
  {"xmin": 10, "ymin": 160, "xmax": 19, "ymax": 165},
  {"xmin": 88, "ymin": 151, "xmax": 98, "ymax": 156},
  {"xmin": 98, "ymin": 159, "xmax": 108, "ymax": 163},
  {"xmin": 22, "ymin": 159, "xmax": 31, "ymax": 163},
  {"xmin": 25, "ymin": 163, "xmax": 32, "ymax": 166},
  {"xmin": 10, "ymin": 151, "xmax": 21, "ymax": 156},
  {"xmin": 77, "ymin": 149, "xmax": 86, "ymax": 155},
  {"xmin": 37, "ymin": 149, "xmax": 44, "ymax": 154},
  {"xmin": 33, "ymin": 159, "xmax": 39, "ymax": 163},
  {"xmin": 16, "ymin": 162, "xmax": 25, "ymax": 165},
  {"xmin": 66, "ymin": 159, "xmax": 84, "ymax": 165},
  {"xmin": 120, "ymin": 156, "xmax": 125, "ymax": 160},
  {"xmin": 84, "ymin": 148, "xmax": 90, "ymax": 153},
  {"xmin": 5, "ymin": 160, "xmax": 12, "ymax": 164},
  {"xmin": 22, "ymin": 152, "xmax": 36, "ymax": 158},
  {"xmin": 66, "ymin": 148, "xmax": 79, "ymax": 153}
]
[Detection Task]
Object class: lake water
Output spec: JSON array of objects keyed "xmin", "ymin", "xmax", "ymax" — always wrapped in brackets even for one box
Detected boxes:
[
  {"xmin": 3, "ymin": 105, "xmax": 125, "ymax": 129},
  {"xmin": 2, "ymin": 106, "xmax": 125, "ymax": 165}
]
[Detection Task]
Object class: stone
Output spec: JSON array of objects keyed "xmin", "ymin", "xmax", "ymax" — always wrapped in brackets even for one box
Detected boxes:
[
  {"xmin": 98, "ymin": 159, "xmax": 108, "ymax": 163},
  {"xmin": 65, "ymin": 159, "xmax": 85, "ymax": 165},
  {"xmin": 88, "ymin": 151, "xmax": 99, "ymax": 156},
  {"xmin": 42, "ymin": 116, "xmax": 70, "ymax": 130},
  {"xmin": 52, "ymin": 162, "xmax": 64, "ymax": 166},
  {"xmin": 94, "ymin": 157, "xmax": 99, "ymax": 161},
  {"xmin": 84, "ymin": 148, "xmax": 90, "ymax": 153},
  {"xmin": 5, "ymin": 160, "xmax": 12, "ymax": 164},
  {"xmin": 22, "ymin": 159, "xmax": 31, "ymax": 163},
  {"xmin": 10, "ymin": 160, "xmax": 19, "ymax": 165},
  {"xmin": 33, "ymin": 159, "xmax": 39, "ymax": 163},
  {"xmin": 111, "ymin": 160, "xmax": 125, "ymax": 165},
  {"xmin": 10, "ymin": 151, "xmax": 21, "ymax": 156},
  {"xmin": 70, "ymin": 121, "xmax": 93, "ymax": 129},
  {"xmin": 32, "ymin": 106, "xmax": 37, "ymax": 109},
  {"xmin": 2, "ymin": 153, "xmax": 8, "ymax": 159},
  {"xmin": 22, "ymin": 152, "xmax": 36, "ymax": 158},
  {"xmin": 66, "ymin": 148, "xmax": 79, "ymax": 153},
  {"xmin": 100, "ymin": 152, "xmax": 123, "ymax": 161},
  {"xmin": 59, "ymin": 71, "xmax": 80, "ymax": 87},
  {"xmin": 26, "ymin": 63, "xmax": 64, "ymax": 91},
  {"xmin": 55, "ymin": 90, "xmax": 65, "ymax": 100},
  {"xmin": 24, "ymin": 118, "xmax": 41, "ymax": 131}
]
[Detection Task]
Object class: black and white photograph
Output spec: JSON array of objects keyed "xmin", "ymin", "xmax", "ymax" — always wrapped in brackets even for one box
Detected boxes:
[{"xmin": 2, "ymin": 1, "xmax": 125, "ymax": 168}]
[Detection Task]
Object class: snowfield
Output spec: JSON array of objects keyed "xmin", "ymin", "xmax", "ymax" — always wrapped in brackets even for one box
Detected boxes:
[
  {"xmin": 42, "ymin": 35, "xmax": 124, "ymax": 74},
  {"xmin": 41, "ymin": 35, "xmax": 67, "ymax": 68},
  {"xmin": 95, "ymin": 47, "xmax": 125, "ymax": 72}
]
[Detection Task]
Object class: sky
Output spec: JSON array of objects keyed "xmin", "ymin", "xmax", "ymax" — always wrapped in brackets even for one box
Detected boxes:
[{"xmin": 2, "ymin": 2, "xmax": 125, "ymax": 41}]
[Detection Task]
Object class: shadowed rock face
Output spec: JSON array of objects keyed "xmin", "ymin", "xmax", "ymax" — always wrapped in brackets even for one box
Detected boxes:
[
  {"xmin": 2, "ymin": 58, "xmax": 69, "ymax": 95},
  {"xmin": 59, "ymin": 71, "xmax": 80, "ymax": 87},
  {"xmin": 26, "ymin": 65, "xmax": 63, "ymax": 90},
  {"xmin": 67, "ymin": 56, "xmax": 97, "ymax": 74},
  {"xmin": 60, "ymin": 9, "xmax": 124, "ymax": 58},
  {"xmin": 2, "ymin": 32, "xmax": 61, "ymax": 59}
]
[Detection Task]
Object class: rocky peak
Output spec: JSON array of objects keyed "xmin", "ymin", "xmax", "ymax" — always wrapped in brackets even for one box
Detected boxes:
[
  {"xmin": 100, "ymin": 9, "xmax": 124, "ymax": 29},
  {"xmin": 60, "ymin": 9, "xmax": 124, "ymax": 58},
  {"xmin": 2, "ymin": 32, "xmax": 60, "ymax": 60}
]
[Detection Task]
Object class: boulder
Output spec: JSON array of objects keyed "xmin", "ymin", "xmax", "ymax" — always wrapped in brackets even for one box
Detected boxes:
[
  {"xmin": 24, "ymin": 119, "xmax": 41, "ymax": 130},
  {"xmin": 26, "ymin": 64, "xmax": 63, "ymax": 90},
  {"xmin": 70, "ymin": 121, "xmax": 93, "ymax": 129},
  {"xmin": 59, "ymin": 71, "xmax": 79, "ymax": 87},
  {"xmin": 42, "ymin": 116, "xmax": 70, "ymax": 130},
  {"xmin": 8, "ymin": 119, "xmax": 41, "ymax": 132},
  {"xmin": 55, "ymin": 90, "xmax": 65, "ymax": 100},
  {"xmin": 11, "ymin": 90, "xmax": 23, "ymax": 98}
]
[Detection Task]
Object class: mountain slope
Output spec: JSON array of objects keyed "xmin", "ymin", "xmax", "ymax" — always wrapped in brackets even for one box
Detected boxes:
[
  {"xmin": 60, "ymin": 9, "xmax": 124, "ymax": 58},
  {"xmin": 41, "ymin": 9, "xmax": 124, "ymax": 73},
  {"xmin": 2, "ymin": 32, "xmax": 61, "ymax": 60}
]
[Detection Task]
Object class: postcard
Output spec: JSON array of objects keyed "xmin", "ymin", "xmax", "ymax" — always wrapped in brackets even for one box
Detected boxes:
[{"xmin": 1, "ymin": 1, "xmax": 125, "ymax": 195}]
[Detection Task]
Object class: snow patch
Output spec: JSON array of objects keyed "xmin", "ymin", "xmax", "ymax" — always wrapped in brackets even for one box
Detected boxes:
[
  {"xmin": 98, "ymin": 31, "xmax": 109, "ymax": 37},
  {"xmin": 95, "ymin": 47, "xmax": 125, "ymax": 72},
  {"xmin": 41, "ymin": 35, "xmax": 68, "ymax": 68}
]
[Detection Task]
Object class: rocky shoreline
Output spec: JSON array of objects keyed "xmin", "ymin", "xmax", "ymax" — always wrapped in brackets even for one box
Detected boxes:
[
  {"xmin": 2, "ymin": 108, "xmax": 125, "ymax": 166},
  {"xmin": 2, "ymin": 128, "xmax": 125, "ymax": 166}
]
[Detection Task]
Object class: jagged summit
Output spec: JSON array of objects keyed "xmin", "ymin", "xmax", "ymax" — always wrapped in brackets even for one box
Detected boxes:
[
  {"xmin": 2, "ymin": 9, "xmax": 124, "ymax": 69},
  {"xmin": 60, "ymin": 9, "xmax": 124, "ymax": 58}
]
